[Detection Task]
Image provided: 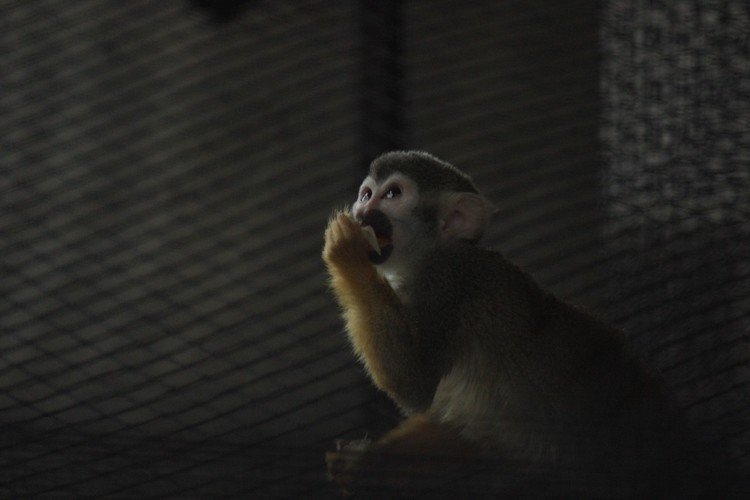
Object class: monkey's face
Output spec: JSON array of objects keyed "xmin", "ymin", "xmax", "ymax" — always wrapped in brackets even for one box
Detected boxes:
[{"xmin": 353, "ymin": 173, "xmax": 437, "ymax": 274}]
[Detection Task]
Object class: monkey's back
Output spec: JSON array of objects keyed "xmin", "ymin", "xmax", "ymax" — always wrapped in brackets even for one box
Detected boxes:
[{"xmin": 418, "ymin": 243, "xmax": 720, "ymax": 494}]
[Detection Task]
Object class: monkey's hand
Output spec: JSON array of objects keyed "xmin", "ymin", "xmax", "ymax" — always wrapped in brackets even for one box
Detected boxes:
[{"xmin": 322, "ymin": 211, "xmax": 375, "ymax": 278}]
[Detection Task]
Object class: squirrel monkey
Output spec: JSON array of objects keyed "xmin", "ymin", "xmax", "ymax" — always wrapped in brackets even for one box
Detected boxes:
[{"xmin": 322, "ymin": 151, "xmax": 721, "ymax": 497}]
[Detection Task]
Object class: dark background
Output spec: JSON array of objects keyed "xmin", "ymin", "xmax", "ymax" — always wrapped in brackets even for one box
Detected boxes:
[{"xmin": 1, "ymin": 0, "xmax": 747, "ymax": 497}]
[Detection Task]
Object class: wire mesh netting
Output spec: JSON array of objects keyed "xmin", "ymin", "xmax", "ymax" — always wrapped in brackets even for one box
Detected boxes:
[
  {"xmin": 1, "ymin": 0, "xmax": 748, "ymax": 497},
  {"xmin": 601, "ymin": 0, "xmax": 750, "ymax": 463}
]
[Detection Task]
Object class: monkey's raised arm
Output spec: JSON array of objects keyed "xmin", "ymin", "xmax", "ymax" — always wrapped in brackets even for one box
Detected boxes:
[{"xmin": 323, "ymin": 211, "xmax": 442, "ymax": 412}]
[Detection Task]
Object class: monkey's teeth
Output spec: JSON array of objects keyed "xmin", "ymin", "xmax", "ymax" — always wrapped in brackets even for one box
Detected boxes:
[{"xmin": 361, "ymin": 226, "xmax": 381, "ymax": 255}]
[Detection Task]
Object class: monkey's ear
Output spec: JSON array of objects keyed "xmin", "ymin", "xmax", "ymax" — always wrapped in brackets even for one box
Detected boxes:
[{"xmin": 439, "ymin": 193, "xmax": 496, "ymax": 242}]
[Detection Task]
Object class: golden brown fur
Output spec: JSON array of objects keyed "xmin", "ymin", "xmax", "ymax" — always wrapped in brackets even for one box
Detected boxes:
[{"xmin": 322, "ymin": 152, "xmax": 731, "ymax": 497}]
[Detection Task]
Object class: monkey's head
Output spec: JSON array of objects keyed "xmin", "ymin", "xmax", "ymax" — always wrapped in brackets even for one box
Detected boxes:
[{"xmin": 353, "ymin": 151, "xmax": 495, "ymax": 276}]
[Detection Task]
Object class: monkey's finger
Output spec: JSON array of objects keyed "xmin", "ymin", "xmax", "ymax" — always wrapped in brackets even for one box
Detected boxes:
[
  {"xmin": 336, "ymin": 211, "xmax": 354, "ymax": 229},
  {"xmin": 325, "ymin": 210, "xmax": 347, "ymax": 234},
  {"xmin": 331, "ymin": 213, "xmax": 353, "ymax": 240},
  {"xmin": 324, "ymin": 218, "xmax": 338, "ymax": 242},
  {"xmin": 336, "ymin": 215, "xmax": 353, "ymax": 239},
  {"xmin": 338, "ymin": 213, "xmax": 364, "ymax": 237}
]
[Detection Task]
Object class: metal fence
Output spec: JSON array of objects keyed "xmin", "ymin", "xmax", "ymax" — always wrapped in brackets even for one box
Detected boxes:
[{"xmin": 1, "ymin": 0, "xmax": 747, "ymax": 497}]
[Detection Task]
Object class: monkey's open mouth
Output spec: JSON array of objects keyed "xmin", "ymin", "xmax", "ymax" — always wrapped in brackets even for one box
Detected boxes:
[
  {"xmin": 369, "ymin": 240, "xmax": 393, "ymax": 264},
  {"xmin": 362, "ymin": 226, "xmax": 393, "ymax": 264},
  {"xmin": 360, "ymin": 210, "xmax": 393, "ymax": 264},
  {"xmin": 362, "ymin": 229, "xmax": 392, "ymax": 253}
]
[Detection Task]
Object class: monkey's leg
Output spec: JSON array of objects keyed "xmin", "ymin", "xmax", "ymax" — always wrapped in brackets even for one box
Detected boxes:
[{"xmin": 327, "ymin": 414, "xmax": 478, "ymax": 497}]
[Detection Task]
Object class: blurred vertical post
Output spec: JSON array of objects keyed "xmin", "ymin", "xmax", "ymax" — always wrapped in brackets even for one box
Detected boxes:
[
  {"xmin": 361, "ymin": 0, "xmax": 405, "ymax": 171},
  {"xmin": 359, "ymin": 0, "xmax": 405, "ymax": 432}
]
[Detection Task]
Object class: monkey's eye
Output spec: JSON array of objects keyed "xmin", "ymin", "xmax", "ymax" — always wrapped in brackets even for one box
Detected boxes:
[
  {"xmin": 383, "ymin": 185, "xmax": 402, "ymax": 199},
  {"xmin": 360, "ymin": 188, "xmax": 372, "ymax": 202}
]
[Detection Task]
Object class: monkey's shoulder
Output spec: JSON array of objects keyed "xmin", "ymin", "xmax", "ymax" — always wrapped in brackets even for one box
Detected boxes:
[{"xmin": 414, "ymin": 242, "xmax": 538, "ymax": 299}]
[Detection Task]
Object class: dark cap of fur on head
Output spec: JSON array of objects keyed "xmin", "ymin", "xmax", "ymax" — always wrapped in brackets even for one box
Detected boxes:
[{"xmin": 369, "ymin": 151, "xmax": 479, "ymax": 194}]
